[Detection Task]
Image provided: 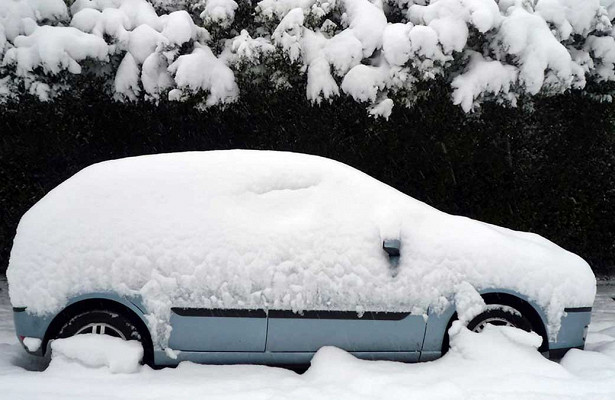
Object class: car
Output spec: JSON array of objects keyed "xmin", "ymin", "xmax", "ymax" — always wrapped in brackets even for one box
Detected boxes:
[{"xmin": 8, "ymin": 150, "xmax": 596, "ymax": 366}]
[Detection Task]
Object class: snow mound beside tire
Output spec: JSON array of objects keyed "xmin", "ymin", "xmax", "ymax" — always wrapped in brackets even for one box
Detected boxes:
[
  {"xmin": 449, "ymin": 325, "xmax": 544, "ymax": 362},
  {"xmin": 301, "ymin": 326, "xmax": 596, "ymax": 398},
  {"xmin": 50, "ymin": 334, "xmax": 143, "ymax": 374}
]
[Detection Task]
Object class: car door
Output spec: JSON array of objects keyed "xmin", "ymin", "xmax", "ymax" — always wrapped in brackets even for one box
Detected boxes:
[
  {"xmin": 168, "ymin": 307, "xmax": 267, "ymax": 352},
  {"xmin": 265, "ymin": 308, "xmax": 427, "ymax": 354}
]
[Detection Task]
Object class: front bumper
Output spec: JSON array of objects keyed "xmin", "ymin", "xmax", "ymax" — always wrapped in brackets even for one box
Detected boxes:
[{"xmin": 548, "ymin": 306, "xmax": 592, "ymax": 359}]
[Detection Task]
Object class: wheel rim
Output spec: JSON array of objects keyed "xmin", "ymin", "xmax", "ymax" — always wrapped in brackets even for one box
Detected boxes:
[
  {"xmin": 75, "ymin": 323, "xmax": 126, "ymax": 339},
  {"xmin": 472, "ymin": 317, "xmax": 515, "ymax": 333}
]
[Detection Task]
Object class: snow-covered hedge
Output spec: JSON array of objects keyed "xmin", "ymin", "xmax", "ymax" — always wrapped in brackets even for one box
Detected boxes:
[{"xmin": 2, "ymin": 0, "xmax": 615, "ymax": 115}]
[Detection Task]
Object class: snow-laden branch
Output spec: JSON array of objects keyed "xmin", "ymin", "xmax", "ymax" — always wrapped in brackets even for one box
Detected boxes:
[{"xmin": 2, "ymin": 0, "xmax": 615, "ymax": 115}]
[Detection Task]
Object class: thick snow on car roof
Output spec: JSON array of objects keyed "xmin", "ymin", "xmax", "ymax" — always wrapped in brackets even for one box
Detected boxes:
[{"xmin": 7, "ymin": 150, "xmax": 595, "ymax": 346}]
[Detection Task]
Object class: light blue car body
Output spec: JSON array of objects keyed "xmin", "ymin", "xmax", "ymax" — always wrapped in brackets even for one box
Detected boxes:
[{"xmin": 12, "ymin": 287, "xmax": 591, "ymax": 366}]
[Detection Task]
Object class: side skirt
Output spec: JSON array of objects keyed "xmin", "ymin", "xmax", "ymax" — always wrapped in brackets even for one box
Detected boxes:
[{"xmin": 153, "ymin": 350, "xmax": 421, "ymax": 367}]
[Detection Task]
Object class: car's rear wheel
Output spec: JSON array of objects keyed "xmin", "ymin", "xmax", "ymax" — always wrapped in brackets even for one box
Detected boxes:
[
  {"xmin": 74, "ymin": 321, "xmax": 127, "ymax": 338},
  {"xmin": 54, "ymin": 309, "xmax": 153, "ymax": 366},
  {"xmin": 57, "ymin": 309, "xmax": 143, "ymax": 341},
  {"xmin": 466, "ymin": 305, "xmax": 532, "ymax": 333}
]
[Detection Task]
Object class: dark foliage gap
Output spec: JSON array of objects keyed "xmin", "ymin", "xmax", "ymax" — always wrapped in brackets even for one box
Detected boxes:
[{"xmin": 1, "ymin": 81, "xmax": 614, "ymax": 276}]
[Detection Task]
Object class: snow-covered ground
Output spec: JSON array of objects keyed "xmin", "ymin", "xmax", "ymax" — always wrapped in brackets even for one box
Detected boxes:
[{"xmin": 0, "ymin": 277, "xmax": 613, "ymax": 399}]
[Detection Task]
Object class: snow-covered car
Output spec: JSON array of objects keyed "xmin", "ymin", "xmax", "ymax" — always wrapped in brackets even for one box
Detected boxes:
[{"xmin": 8, "ymin": 151, "xmax": 595, "ymax": 366}]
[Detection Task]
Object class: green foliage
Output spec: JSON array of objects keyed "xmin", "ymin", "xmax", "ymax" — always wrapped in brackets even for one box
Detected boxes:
[{"xmin": 1, "ymin": 81, "xmax": 614, "ymax": 276}]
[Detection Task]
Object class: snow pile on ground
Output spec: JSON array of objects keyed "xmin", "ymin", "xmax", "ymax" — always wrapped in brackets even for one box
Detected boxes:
[
  {"xmin": 302, "ymin": 326, "xmax": 611, "ymax": 398},
  {"xmin": 50, "ymin": 335, "xmax": 143, "ymax": 374},
  {"xmin": 7, "ymin": 150, "xmax": 595, "ymax": 347},
  {"xmin": 1, "ymin": 321, "xmax": 615, "ymax": 399},
  {"xmin": 0, "ymin": 280, "xmax": 16, "ymax": 346},
  {"xmin": 2, "ymin": 0, "xmax": 615, "ymax": 113}
]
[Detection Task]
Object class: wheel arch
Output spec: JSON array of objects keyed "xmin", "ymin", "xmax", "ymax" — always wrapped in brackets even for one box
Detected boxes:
[
  {"xmin": 438, "ymin": 289, "xmax": 550, "ymax": 355},
  {"xmin": 42, "ymin": 293, "xmax": 153, "ymax": 361},
  {"xmin": 479, "ymin": 291, "xmax": 549, "ymax": 352}
]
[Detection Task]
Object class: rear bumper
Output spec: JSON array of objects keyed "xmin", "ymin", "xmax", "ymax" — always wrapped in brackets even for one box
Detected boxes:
[
  {"xmin": 13, "ymin": 308, "xmax": 53, "ymax": 356},
  {"xmin": 547, "ymin": 306, "xmax": 592, "ymax": 359}
]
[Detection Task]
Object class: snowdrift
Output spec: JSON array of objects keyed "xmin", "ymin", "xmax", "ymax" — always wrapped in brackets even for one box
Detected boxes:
[
  {"xmin": 7, "ymin": 150, "xmax": 595, "ymax": 345},
  {"xmin": 50, "ymin": 334, "xmax": 143, "ymax": 374},
  {"xmin": 4, "ymin": 324, "xmax": 612, "ymax": 400}
]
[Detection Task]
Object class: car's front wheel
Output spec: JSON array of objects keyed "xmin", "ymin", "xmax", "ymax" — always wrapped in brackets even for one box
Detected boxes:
[{"xmin": 466, "ymin": 304, "xmax": 532, "ymax": 333}]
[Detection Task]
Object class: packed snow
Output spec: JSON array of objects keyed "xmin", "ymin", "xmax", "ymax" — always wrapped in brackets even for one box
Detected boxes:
[
  {"xmin": 51, "ymin": 335, "xmax": 143, "ymax": 373},
  {"xmin": 7, "ymin": 151, "xmax": 595, "ymax": 347},
  {"xmin": 22, "ymin": 337, "xmax": 41, "ymax": 353},
  {"xmin": 0, "ymin": 278, "xmax": 614, "ymax": 399},
  {"xmin": 2, "ymin": 0, "xmax": 615, "ymax": 113}
]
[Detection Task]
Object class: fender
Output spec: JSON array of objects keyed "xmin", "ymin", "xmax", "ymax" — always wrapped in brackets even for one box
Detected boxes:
[
  {"xmin": 62, "ymin": 291, "xmax": 149, "ymax": 323},
  {"xmin": 419, "ymin": 288, "xmax": 548, "ymax": 361},
  {"xmin": 14, "ymin": 291, "xmax": 149, "ymax": 356}
]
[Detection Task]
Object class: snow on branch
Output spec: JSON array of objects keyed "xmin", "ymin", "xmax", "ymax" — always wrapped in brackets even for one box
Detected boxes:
[
  {"xmin": 169, "ymin": 44, "xmax": 239, "ymax": 107},
  {"xmin": 1, "ymin": 0, "xmax": 615, "ymax": 114}
]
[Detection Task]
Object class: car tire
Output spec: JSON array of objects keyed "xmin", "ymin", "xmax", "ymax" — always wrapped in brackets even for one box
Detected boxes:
[
  {"xmin": 57, "ymin": 309, "xmax": 142, "ymax": 340},
  {"xmin": 54, "ymin": 309, "xmax": 153, "ymax": 366},
  {"xmin": 441, "ymin": 304, "xmax": 538, "ymax": 355},
  {"xmin": 466, "ymin": 304, "xmax": 533, "ymax": 333}
]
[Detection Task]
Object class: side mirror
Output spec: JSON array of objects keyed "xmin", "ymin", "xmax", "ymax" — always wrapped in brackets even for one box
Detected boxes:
[
  {"xmin": 383, "ymin": 239, "xmax": 400, "ymax": 257},
  {"xmin": 383, "ymin": 239, "xmax": 401, "ymax": 272}
]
